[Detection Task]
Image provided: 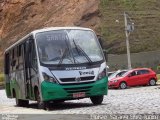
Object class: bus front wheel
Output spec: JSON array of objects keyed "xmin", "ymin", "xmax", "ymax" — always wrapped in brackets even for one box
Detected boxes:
[
  {"xmin": 35, "ymin": 89, "xmax": 50, "ymax": 110},
  {"xmin": 90, "ymin": 95, "xmax": 103, "ymax": 105},
  {"xmin": 35, "ymin": 89, "xmax": 45, "ymax": 109}
]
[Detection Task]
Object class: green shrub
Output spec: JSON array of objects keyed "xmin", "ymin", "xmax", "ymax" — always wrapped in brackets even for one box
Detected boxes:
[
  {"xmin": 0, "ymin": 74, "xmax": 4, "ymax": 82},
  {"xmin": 157, "ymin": 74, "xmax": 160, "ymax": 80}
]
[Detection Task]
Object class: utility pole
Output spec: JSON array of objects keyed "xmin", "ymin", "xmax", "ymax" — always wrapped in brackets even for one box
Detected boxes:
[{"xmin": 124, "ymin": 12, "xmax": 134, "ymax": 70}]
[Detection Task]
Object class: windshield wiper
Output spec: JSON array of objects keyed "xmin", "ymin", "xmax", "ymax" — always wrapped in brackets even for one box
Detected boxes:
[
  {"xmin": 73, "ymin": 39, "xmax": 93, "ymax": 64},
  {"xmin": 57, "ymin": 48, "xmax": 75, "ymax": 67},
  {"xmin": 57, "ymin": 48, "xmax": 69, "ymax": 66}
]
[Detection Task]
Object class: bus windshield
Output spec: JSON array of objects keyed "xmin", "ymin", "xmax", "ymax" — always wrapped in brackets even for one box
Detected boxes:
[{"xmin": 36, "ymin": 29, "xmax": 104, "ymax": 65}]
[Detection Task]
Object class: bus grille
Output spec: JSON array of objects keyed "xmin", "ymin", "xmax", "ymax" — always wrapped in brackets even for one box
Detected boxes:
[
  {"xmin": 60, "ymin": 76, "xmax": 95, "ymax": 83},
  {"xmin": 60, "ymin": 81, "xmax": 95, "ymax": 85}
]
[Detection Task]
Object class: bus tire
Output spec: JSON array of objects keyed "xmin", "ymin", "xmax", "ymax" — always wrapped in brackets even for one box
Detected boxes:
[
  {"xmin": 38, "ymin": 101, "xmax": 45, "ymax": 109},
  {"xmin": 38, "ymin": 101, "xmax": 50, "ymax": 110},
  {"xmin": 90, "ymin": 95, "xmax": 103, "ymax": 105},
  {"xmin": 34, "ymin": 88, "xmax": 49, "ymax": 110},
  {"xmin": 45, "ymin": 101, "xmax": 51, "ymax": 111},
  {"xmin": 22, "ymin": 100, "xmax": 29, "ymax": 107},
  {"xmin": 53, "ymin": 100, "xmax": 65, "ymax": 104},
  {"xmin": 35, "ymin": 88, "xmax": 44, "ymax": 109},
  {"xmin": 16, "ymin": 99, "xmax": 29, "ymax": 107},
  {"xmin": 14, "ymin": 90, "xmax": 29, "ymax": 107}
]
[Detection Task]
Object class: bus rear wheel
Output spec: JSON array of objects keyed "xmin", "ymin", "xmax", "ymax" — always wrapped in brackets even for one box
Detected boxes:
[
  {"xmin": 16, "ymin": 99, "xmax": 29, "ymax": 107},
  {"xmin": 14, "ymin": 90, "xmax": 29, "ymax": 107},
  {"xmin": 90, "ymin": 95, "xmax": 103, "ymax": 105}
]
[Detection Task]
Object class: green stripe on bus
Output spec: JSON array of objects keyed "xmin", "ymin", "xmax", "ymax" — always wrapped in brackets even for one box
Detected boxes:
[{"xmin": 41, "ymin": 77, "xmax": 108, "ymax": 101}]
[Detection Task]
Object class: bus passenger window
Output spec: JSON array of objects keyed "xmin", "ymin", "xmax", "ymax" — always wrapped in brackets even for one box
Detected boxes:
[
  {"xmin": 5, "ymin": 53, "xmax": 10, "ymax": 74},
  {"xmin": 31, "ymin": 44, "xmax": 38, "ymax": 70},
  {"xmin": 18, "ymin": 45, "xmax": 22, "ymax": 57},
  {"xmin": 12, "ymin": 49, "xmax": 14, "ymax": 59}
]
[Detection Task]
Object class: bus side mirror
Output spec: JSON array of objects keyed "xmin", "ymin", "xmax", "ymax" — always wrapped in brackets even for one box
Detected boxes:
[
  {"xmin": 103, "ymin": 50, "xmax": 108, "ymax": 62},
  {"xmin": 97, "ymin": 36, "xmax": 104, "ymax": 49},
  {"xmin": 97, "ymin": 35, "xmax": 108, "ymax": 61}
]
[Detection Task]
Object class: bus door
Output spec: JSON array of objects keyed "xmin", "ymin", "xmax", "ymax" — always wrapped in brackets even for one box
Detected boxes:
[
  {"xmin": 16, "ymin": 44, "xmax": 26, "ymax": 99},
  {"xmin": 24, "ymin": 38, "xmax": 38, "ymax": 99},
  {"xmin": 24, "ymin": 39, "xmax": 32, "ymax": 99},
  {"xmin": 4, "ymin": 52, "xmax": 12, "ymax": 98},
  {"xmin": 29, "ymin": 40, "xmax": 38, "ymax": 99},
  {"xmin": 8, "ymin": 46, "xmax": 26, "ymax": 99}
]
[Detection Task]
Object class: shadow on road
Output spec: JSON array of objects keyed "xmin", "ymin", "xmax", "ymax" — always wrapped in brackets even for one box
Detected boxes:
[
  {"xmin": 109, "ymin": 84, "xmax": 160, "ymax": 90},
  {"xmin": 17, "ymin": 101, "xmax": 99, "ymax": 111},
  {"xmin": 48, "ymin": 102, "xmax": 95, "ymax": 111}
]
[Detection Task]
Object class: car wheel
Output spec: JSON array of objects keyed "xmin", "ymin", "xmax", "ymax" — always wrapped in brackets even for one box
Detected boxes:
[
  {"xmin": 90, "ymin": 95, "xmax": 103, "ymax": 105},
  {"xmin": 149, "ymin": 79, "xmax": 156, "ymax": 86},
  {"xmin": 119, "ymin": 82, "xmax": 127, "ymax": 89}
]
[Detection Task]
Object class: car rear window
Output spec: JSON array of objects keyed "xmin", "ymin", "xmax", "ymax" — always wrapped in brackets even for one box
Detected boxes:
[{"xmin": 139, "ymin": 70, "xmax": 150, "ymax": 74}]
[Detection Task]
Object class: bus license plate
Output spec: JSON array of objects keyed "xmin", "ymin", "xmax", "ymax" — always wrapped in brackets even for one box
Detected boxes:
[{"xmin": 73, "ymin": 92, "xmax": 85, "ymax": 98}]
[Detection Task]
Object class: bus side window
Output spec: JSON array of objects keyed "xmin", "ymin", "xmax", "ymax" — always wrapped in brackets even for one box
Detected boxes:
[
  {"xmin": 9, "ymin": 51, "xmax": 12, "ymax": 72},
  {"xmin": 16, "ymin": 45, "xmax": 22, "ymax": 69},
  {"xmin": 18, "ymin": 44, "xmax": 24, "ymax": 70},
  {"xmin": 5, "ymin": 53, "xmax": 10, "ymax": 74},
  {"xmin": 18, "ymin": 45, "xmax": 22, "ymax": 57},
  {"xmin": 31, "ymin": 42, "xmax": 38, "ymax": 70},
  {"xmin": 11, "ymin": 48, "xmax": 17, "ymax": 71},
  {"xmin": 11, "ymin": 49, "xmax": 15, "ymax": 71}
]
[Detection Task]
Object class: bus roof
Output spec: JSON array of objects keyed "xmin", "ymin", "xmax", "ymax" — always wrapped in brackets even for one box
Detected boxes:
[
  {"xmin": 32, "ymin": 27, "xmax": 93, "ymax": 34},
  {"xmin": 5, "ymin": 27, "xmax": 93, "ymax": 53}
]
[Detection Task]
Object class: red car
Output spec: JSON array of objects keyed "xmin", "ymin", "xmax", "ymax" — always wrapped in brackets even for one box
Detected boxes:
[{"xmin": 108, "ymin": 68, "xmax": 157, "ymax": 89}]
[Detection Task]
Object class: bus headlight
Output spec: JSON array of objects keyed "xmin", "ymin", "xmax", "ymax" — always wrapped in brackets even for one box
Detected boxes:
[
  {"xmin": 42, "ymin": 72, "xmax": 57, "ymax": 83},
  {"xmin": 97, "ymin": 69, "xmax": 106, "ymax": 80}
]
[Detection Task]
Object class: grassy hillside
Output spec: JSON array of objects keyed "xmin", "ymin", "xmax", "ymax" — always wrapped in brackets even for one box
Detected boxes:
[
  {"xmin": 0, "ymin": 74, "xmax": 4, "ymax": 86},
  {"xmin": 0, "ymin": 0, "xmax": 100, "ymax": 72},
  {"xmin": 1, "ymin": 0, "xmax": 160, "ymax": 72},
  {"xmin": 100, "ymin": 0, "xmax": 160, "ymax": 54}
]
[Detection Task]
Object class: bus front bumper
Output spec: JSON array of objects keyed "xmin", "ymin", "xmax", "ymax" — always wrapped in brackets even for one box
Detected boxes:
[{"xmin": 41, "ymin": 77, "xmax": 108, "ymax": 101}]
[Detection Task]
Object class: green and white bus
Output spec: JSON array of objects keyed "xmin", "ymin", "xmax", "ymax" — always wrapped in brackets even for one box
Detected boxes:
[{"xmin": 4, "ymin": 27, "xmax": 108, "ymax": 109}]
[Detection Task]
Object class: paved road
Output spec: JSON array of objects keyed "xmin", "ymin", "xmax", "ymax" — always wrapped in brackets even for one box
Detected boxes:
[{"xmin": 0, "ymin": 85, "xmax": 160, "ymax": 115}]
